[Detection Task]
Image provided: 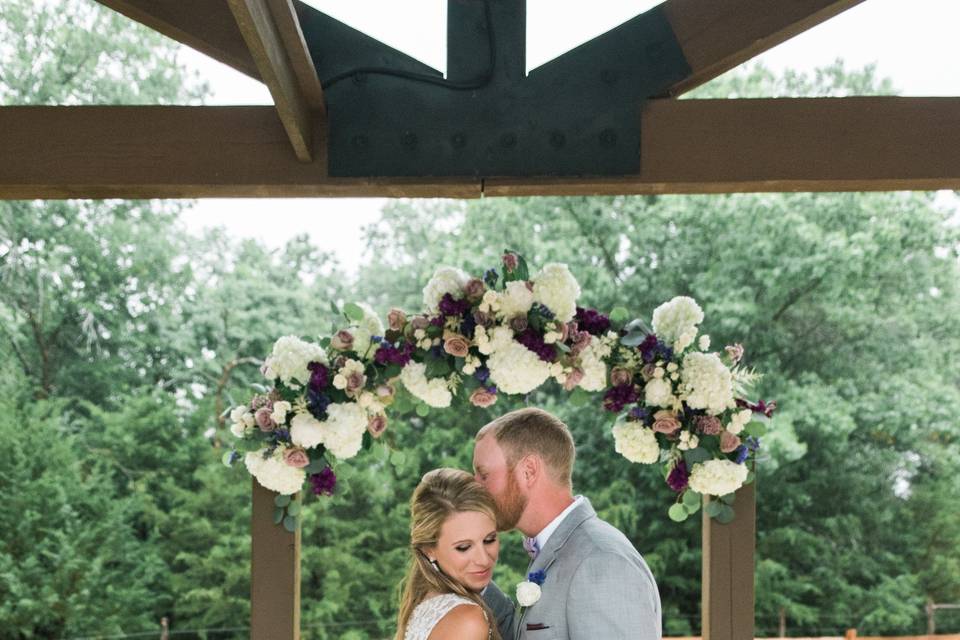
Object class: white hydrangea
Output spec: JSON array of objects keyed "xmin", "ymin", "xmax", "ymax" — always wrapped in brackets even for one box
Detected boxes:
[
  {"xmin": 578, "ymin": 339, "xmax": 609, "ymax": 392},
  {"xmin": 422, "ymin": 267, "xmax": 470, "ymax": 314},
  {"xmin": 270, "ymin": 401, "xmax": 292, "ymax": 425},
  {"xmin": 262, "ymin": 336, "xmax": 327, "ymax": 387},
  {"xmin": 400, "ymin": 361, "xmax": 453, "ymax": 408},
  {"xmin": 687, "ymin": 459, "xmax": 749, "ymax": 497},
  {"xmin": 498, "ymin": 280, "xmax": 535, "ymax": 319},
  {"xmin": 245, "ymin": 448, "xmax": 306, "ymax": 495},
  {"xmin": 532, "ymin": 263, "xmax": 581, "ymax": 322},
  {"xmin": 612, "ymin": 422, "xmax": 660, "ymax": 464},
  {"xmin": 727, "ymin": 408, "xmax": 754, "ymax": 435},
  {"xmin": 681, "ymin": 352, "xmax": 734, "ymax": 415},
  {"xmin": 652, "ymin": 296, "xmax": 704, "ymax": 345},
  {"xmin": 348, "ymin": 302, "xmax": 385, "ymax": 357},
  {"xmin": 644, "ymin": 377, "xmax": 674, "ymax": 408},
  {"xmin": 486, "ymin": 338, "xmax": 552, "ymax": 395},
  {"xmin": 229, "ymin": 405, "xmax": 256, "ymax": 438},
  {"xmin": 288, "ymin": 404, "xmax": 367, "ymax": 460}
]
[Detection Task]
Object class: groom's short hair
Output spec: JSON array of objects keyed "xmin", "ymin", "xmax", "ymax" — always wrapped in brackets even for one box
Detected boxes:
[{"xmin": 476, "ymin": 408, "xmax": 575, "ymax": 488}]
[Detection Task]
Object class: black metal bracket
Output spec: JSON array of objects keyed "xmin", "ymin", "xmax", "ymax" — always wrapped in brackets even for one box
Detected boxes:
[{"xmin": 296, "ymin": 0, "xmax": 691, "ymax": 177}]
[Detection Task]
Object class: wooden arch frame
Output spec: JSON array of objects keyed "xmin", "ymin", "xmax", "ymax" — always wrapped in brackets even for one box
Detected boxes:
[{"xmin": 3, "ymin": 1, "xmax": 958, "ymax": 639}]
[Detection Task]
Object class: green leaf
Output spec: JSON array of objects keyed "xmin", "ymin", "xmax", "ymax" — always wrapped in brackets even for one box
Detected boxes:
[
  {"xmin": 569, "ymin": 387, "xmax": 591, "ymax": 406},
  {"xmin": 744, "ymin": 421, "xmax": 767, "ymax": 438},
  {"xmin": 619, "ymin": 331, "xmax": 648, "ymax": 347},
  {"xmin": 719, "ymin": 492, "xmax": 736, "ymax": 505},
  {"xmin": 343, "ymin": 302, "xmax": 364, "ymax": 322},
  {"xmin": 272, "ymin": 507, "xmax": 285, "ymax": 525},
  {"xmin": 390, "ymin": 450, "xmax": 407, "ymax": 467},
  {"xmin": 330, "ymin": 301, "xmax": 341, "ymax": 316},
  {"xmin": 609, "ymin": 306, "xmax": 630, "ymax": 326},
  {"xmin": 745, "ymin": 471, "xmax": 755, "ymax": 484},
  {"xmin": 668, "ymin": 504, "xmax": 689, "ymax": 522},
  {"xmin": 623, "ymin": 318, "xmax": 651, "ymax": 335},
  {"xmin": 424, "ymin": 356, "xmax": 451, "ymax": 378},
  {"xmin": 682, "ymin": 447, "xmax": 711, "ymax": 467},
  {"xmin": 282, "ymin": 515, "xmax": 299, "ymax": 533},
  {"xmin": 415, "ymin": 403, "xmax": 430, "ymax": 417},
  {"xmin": 705, "ymin": 500, "xmax": 723, "ymax": 518},
  {"xmin": 682, "ymin": 490, "xmax": 702, "ymax": 509},
  {"xmin": 274, "ymin": 494, "xmax": 291, "ymax": 508},
  {"xmin": 715, "ymin": 505, "xmax": 736, "ymax": 524},
  {"xmin": 304, "ymin": 458, "xmax": 328, "ymax": 474},
  {"xmin": 286, "ymin": 502, "xmax": 301, "ymax": 517},
  {"xmin": 221, "ymin": 451, "xmax": 235, "ymax": 467}
]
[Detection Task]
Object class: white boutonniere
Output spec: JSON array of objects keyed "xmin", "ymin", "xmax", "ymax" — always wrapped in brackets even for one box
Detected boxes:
[{"xmin": 516, "ymin": 569, "xmax": 547, "ymax": 607}]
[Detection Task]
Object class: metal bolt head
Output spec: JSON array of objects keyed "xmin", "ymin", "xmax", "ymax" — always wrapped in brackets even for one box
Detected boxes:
[
  {"xmin": 500, "ymin": 132, "xmax": 517, "ymax": 148},
  {"xmin": 400, "ymin": 131, "xmax": 418, "ymax": 149},
  {"xmin": 549, "ymin": 131, "xmax": 566, "ymax": 149},
  {"xmin": 351, "ymin": 72, "xmax": 367, "ymax": 85},
  {"xmin": 451, "ymin": 132, "xmax": 467, "ymax": 149},
  {"xmin": 599, "ymin": 129, "xmax": 617, "ymax": 148},
  {"xmin": 351, "ymin": 134, "xmax": 368, "ymax": 149}
]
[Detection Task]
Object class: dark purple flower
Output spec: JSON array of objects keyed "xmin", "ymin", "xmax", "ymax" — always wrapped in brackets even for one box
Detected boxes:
[
  {"xmin": 474, "ymin": 367, "xmax": 490, "ymax": 383},
  {"xmin": 603, "ymin": 384, "xmax": 638, "ymax": 412},
  {"xmin": 574, "ymin": 307, "xmax": 611, "ymax": 336},
  {"xmin": 438, "ymin": 292, "xmax": 472, "ymax": 317},
  {"xmin": 374, "ymin": 341, "xmax": 414, "ymax": 367},
  {"xmin": 429, "ymin": 315, "xmax": 445, "ymax": 327},
  {"xmin": 310, "ymin": 466, "xmax": 337, "ymax": 497},
  {"xmin": 629, "ymin": 406, "xmax": 650, "ymax": 422},
  {"xmin": 639, "ymin": 334, "xmax": 673, "ymax": 364},
  {"xmin": 736, "ymin": 398, "xmax": 777, "ymax": 418},
  {"xmin": 667, "ymin": 461, "xmax": 689, "ymax": 492},
  {"xmin": 308, "ymin": 362, "xmax": 329, "ymax": 391},
  {"xmin": 483, "ymin": 268, "xmax": 499, "ymax": 288},
  {"xmin": 515, "ymin": 328, "xmax": 557, "ymax": 362},
  {"xmin": 527, "ymin": 569, "xmax": 547, "ymax": 586},
  {"xmin": 307, "ymin": 389, "xmax": 331, "ymax": 421}
]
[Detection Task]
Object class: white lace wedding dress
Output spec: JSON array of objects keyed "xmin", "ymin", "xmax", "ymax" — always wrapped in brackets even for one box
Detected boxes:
[{"xmin": 403, "ymin": 593, "xmax": 490, "ymax": 640}]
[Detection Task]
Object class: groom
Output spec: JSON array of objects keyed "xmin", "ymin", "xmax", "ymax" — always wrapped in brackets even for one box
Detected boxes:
[{"xmin": 474, "ymin": 407, "xmax": 662, "ymax": 639}]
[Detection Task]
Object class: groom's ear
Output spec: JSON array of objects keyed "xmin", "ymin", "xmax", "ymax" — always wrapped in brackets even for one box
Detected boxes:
[{"xmin": 517, "ymin": 454, "xmax": 542, "ymax": 487}]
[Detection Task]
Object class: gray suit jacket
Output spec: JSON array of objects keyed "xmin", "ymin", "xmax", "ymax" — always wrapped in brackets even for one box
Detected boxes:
[
  {"xmin": 515, "ymin": 499, "xmax": 661, "ymax": 640},
  {"xmin": 483, "ymin": 579, "xmax": 516, "ymax": 640}
]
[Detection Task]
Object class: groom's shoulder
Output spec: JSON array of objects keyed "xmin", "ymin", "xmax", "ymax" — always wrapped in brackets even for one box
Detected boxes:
[{"xmin": 579, "ymin": 513, "xmax": 640, "ymax": 554}]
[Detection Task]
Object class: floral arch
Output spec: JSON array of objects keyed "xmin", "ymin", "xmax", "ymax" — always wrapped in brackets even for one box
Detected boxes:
[{"xmin": 225, "ymin": 251, "xmax": 774, "ymax": 530}]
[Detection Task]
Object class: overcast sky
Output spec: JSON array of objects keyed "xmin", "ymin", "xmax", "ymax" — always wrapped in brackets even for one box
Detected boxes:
[{"xmin": 175, "ymin": 0, "xmax": 960, "ymax": 274}]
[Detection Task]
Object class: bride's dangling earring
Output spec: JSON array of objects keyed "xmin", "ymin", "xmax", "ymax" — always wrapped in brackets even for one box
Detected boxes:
[{"xmin": 430, "ymin": 559, "xmax": 440, "ymax": 573}]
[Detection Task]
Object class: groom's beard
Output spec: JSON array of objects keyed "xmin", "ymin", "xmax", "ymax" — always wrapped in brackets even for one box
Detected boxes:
[{"xmin": 495, "ymin": 472, "xmax": 527, "ymax": 531}]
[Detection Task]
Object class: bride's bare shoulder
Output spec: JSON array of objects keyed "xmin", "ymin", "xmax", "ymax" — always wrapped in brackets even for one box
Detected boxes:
[{"xmin": 427, "ymin": 603, "xmax": 488, "ymax": 640}]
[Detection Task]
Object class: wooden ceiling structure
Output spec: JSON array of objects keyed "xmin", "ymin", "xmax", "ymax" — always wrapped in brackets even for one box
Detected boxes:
[
  {"xmin": 3, "ymin": 2, "xmax": 955, "ymax": 639},
  {"xmin": 2, "ymin": 0, "xmax": 960, "ymax": 200}
]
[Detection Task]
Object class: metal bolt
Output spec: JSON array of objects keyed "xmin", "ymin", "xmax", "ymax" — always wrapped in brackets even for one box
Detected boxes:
[
  {"xmin": 451, "ymin": 132, "xmax": 467, "ymax": 149},
  {"xmin": 600, "ymin": 69, "xmax": 618, "ymax": 85},
  {"xmin": 599, "ymin": 129, "xmax": 617, "ymax": 148},
  {"xmin": 400, "ymin": 131, "xmax": 418, "ymax": 149},
  {"xmin": 352, "ymin": 72, "xmax": 367, "ymax": 85},
  {"xmin": 351, "ymin": 134, "xmax": 368, "ymax": 149},
  {"xmin": 549, "ymin": 131, "xmax": 566, "ymax": 149},
  {"xmin": 500, "ymin": 132, "xmax": 517, "ymax": 148}
]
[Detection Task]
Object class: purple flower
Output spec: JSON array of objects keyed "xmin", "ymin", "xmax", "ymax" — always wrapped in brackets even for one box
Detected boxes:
[
  {"xmin": 308, "ymin": 362, "xmax": 329, "ymax": 391},
  {"xmin": 667, "ymin": 461, "xmax": 689, "ymax": 492},
  {"xmin": 734, "ymin": 445, "xmax": 750, "ymax": 464},
  {"xmin": 374, "ymin": 341, "xmax": 414, "ymax": 367},
  {"xmin": 474, "ymin": 367, "xmax": 490, "ymax": 383},
  {"xmin": 527, "ymin": 569, "xmax": 547, "ymax": 586},
  {"xmin": 639, "ymin": 334, "xmax": 673, "ymax": 364},
  {"xmin": 574, "ymin": 307, "xmax": 611, "ymax": 336},
  {"xmin": 736, "ymin": 398, "xmax": 777, "ymax": 418},
  {"xmin": 745, "ymin": 436, "xmax": 761, "ymax": 451},
  {"xmin": 483, "ymin": 268, "xmax": 499, "ymax": 288},
  {"xmin": 438, "ymin": 292, "xmax": 472, "ymax": 317},
  {"xmin": 310, "ymin": 466, "xmax": 337, "ymax": 496},
  {"xmin": 516, "ymin": 328, "xmax": 557, "ymax": 362},
  {"xmin": 629, "ymin": 406, "xmax": 650, "ymax": 422},
  {"xmin": 307, "ymin": 389, "xmax": 331, "ymax": 421},
  {"xmin": 602, "ymin": 384, "xmax": 638, "ymax": 412},
  {"xmin": 429, "ymin": 315, "xmax": 445, "ymax": 327}
]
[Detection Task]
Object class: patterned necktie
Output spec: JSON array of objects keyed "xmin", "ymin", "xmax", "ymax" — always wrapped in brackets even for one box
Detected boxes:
[{"xmin": 522, "ymin": 536, "xmax": 540, "ymax": 559}]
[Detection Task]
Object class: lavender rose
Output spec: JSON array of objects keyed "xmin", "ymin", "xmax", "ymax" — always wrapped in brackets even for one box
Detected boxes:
[
  {"xmin": 509, "ymin": 315, "xmax": 529, "ymax": 332},
  {"xmin": 345, "ymin": 371, "xmax": 366, "ymax": 397},
  {"xmin": 387, "ymin": 308, "xmax": 407, "ymax": 332},
  {"xmin": 720, "ymin": 430, "xmax": 742, "ymax": 453},
  {"xmin": 284, "ymin": 447, "xmax": 310, "ymax": 468},
  {"xmin": 367, "ymin": 414, "xmax": 388, "ymax": 438},
  {"xmin": 725, "ymin": 343, "xmax": 744, "ymax": 364},
  {"xmin": 652, "ymin": 409, "xmax": 681, "ymax": 435},
  {"xmin": 502, "ymin": 252, "xmax": 519, "ymax": 272},
  {"xmin": 443, "ymin": 334, "xmax": 471, "ymax": 358},
  {"xmin": 464, "ymin": 278, "xmax": 487, "ymax": 301},
  {"xmin": 695, "ymin": 415, "xmax": 723, "ymax": 435},
  {"xmin": 255, "ymin": 407, "xmax": 276, "ymax": 432},
  {"xmin": 330, "ymin": 330, "xmax": 354, "ymax": 351},
  {"xmin": 469, "ymin": 387, "xmax": 498, "ymax": 408},
  {"xmin": 562, "ymin": 369, "xmax": 584, "ymax": 391},
  {"xmin": 610, "ymin": 367, "xmax": 633, "ymax": 387}
]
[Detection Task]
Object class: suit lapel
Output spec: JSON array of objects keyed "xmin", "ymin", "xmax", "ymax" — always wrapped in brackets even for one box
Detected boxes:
[{"xmin": 516, "ymin": 499, "xmax": 597, "ymax": 640}]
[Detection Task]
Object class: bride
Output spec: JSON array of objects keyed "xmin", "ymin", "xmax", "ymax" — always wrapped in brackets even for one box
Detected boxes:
[{"xmin": 395, "ymin": 468, "xmax": 505, "ymax": 640}]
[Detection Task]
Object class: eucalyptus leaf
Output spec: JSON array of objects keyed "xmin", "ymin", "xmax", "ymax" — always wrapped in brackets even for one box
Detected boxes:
[
  {"xmin": 682, "ymin": 447, "xmax": 711, "ymax": 467},
  {"xmin": 343, "ymin": 302, "xmax": 364, "ymax": 322},
  {"xmin": 705, "ymin": 500, "xmax": 723, "ymax": 518},
  {"xmin": 716, "ymin": 505, "xmax": 736, "ymax": 524},
  {"xmin": 329, "ymin": 301, "xmax": 341, "ymax": 316},
  {"xmin": 274, "ymin": 494, "xmax": 291, "ymax": 508},
  {"xmin": 272, "ymin": 507, "xmax": 284, "ymax": 525},
  {"xmin": 390, "ymin": 450, "xmax": 407, "ymax": 467},
  {"xmin": 415, "ymin": 403, "xmax": 430, "ymax": 417},
  {"xmin": 719, "ymin": 492, "xmax": 736, "ymax": 506},
  {"xmin": 682, "ymin": 490, "xmax": 701, "ymax": 509},
  {"xmin": 609, "ymin": 306, "xmax": 630, "ymax": 325},
  {"xmin": 619, "ymin": 331, "xmax": 647, "ymax": 347},
  {"xmin": 282, "ymin": 515, "xmax": 298, "ymax": 533},
  {"xmin": 250, "ymin": 383, "xmax": 268, "ymax": 393},
  {"xmin": 286, "ymin": 502, "xmax": 301, "ymax": 517},
  {"xmin": 744, "ymin": 422, "xmax": 767, "ymax": 438},
  {"xmin": 668, "ymin": 504, "xmax": 689, "ymax": 522}
]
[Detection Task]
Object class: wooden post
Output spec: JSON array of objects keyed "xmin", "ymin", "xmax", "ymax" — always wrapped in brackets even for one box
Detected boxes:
[
  {"xmin": 251, "ymin": 479, "xmax": 301, "ymax": 639},
  {"xmin": 702, "ymin": 482, "xmax": 756, "ymax": 640}
]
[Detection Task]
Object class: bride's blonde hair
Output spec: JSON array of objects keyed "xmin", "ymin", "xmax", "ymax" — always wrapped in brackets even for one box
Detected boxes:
[{"xmin": 395, "ymin": 468, "xmax": 502, "ymax": 640}]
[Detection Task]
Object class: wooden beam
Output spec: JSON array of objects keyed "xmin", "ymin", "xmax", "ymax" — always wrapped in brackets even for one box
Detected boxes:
[
  {"xmin": 228, "ymin": 0, "xmax": 320, "ymax": 161},
  {"xmin": 662, "ymin": 0, "xmax": 867, "ymax": 96},
  {"xmin": 94, "ymin": 0, "xmax": 260, "ymax": 80},
  {"xmin": 702, "ymin": 483, "xmax": 756, "ymax": 640},
  {"xmin": 266, "ymin": 0, "xmax": 325, "ymax": 112},
  {"xmin": 251, "ymin": 479, "xmax": 300, "ymax": 640},
  {"xmin": 3, "ymin": 98, "xmax": 960, "ymax": 199}
]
